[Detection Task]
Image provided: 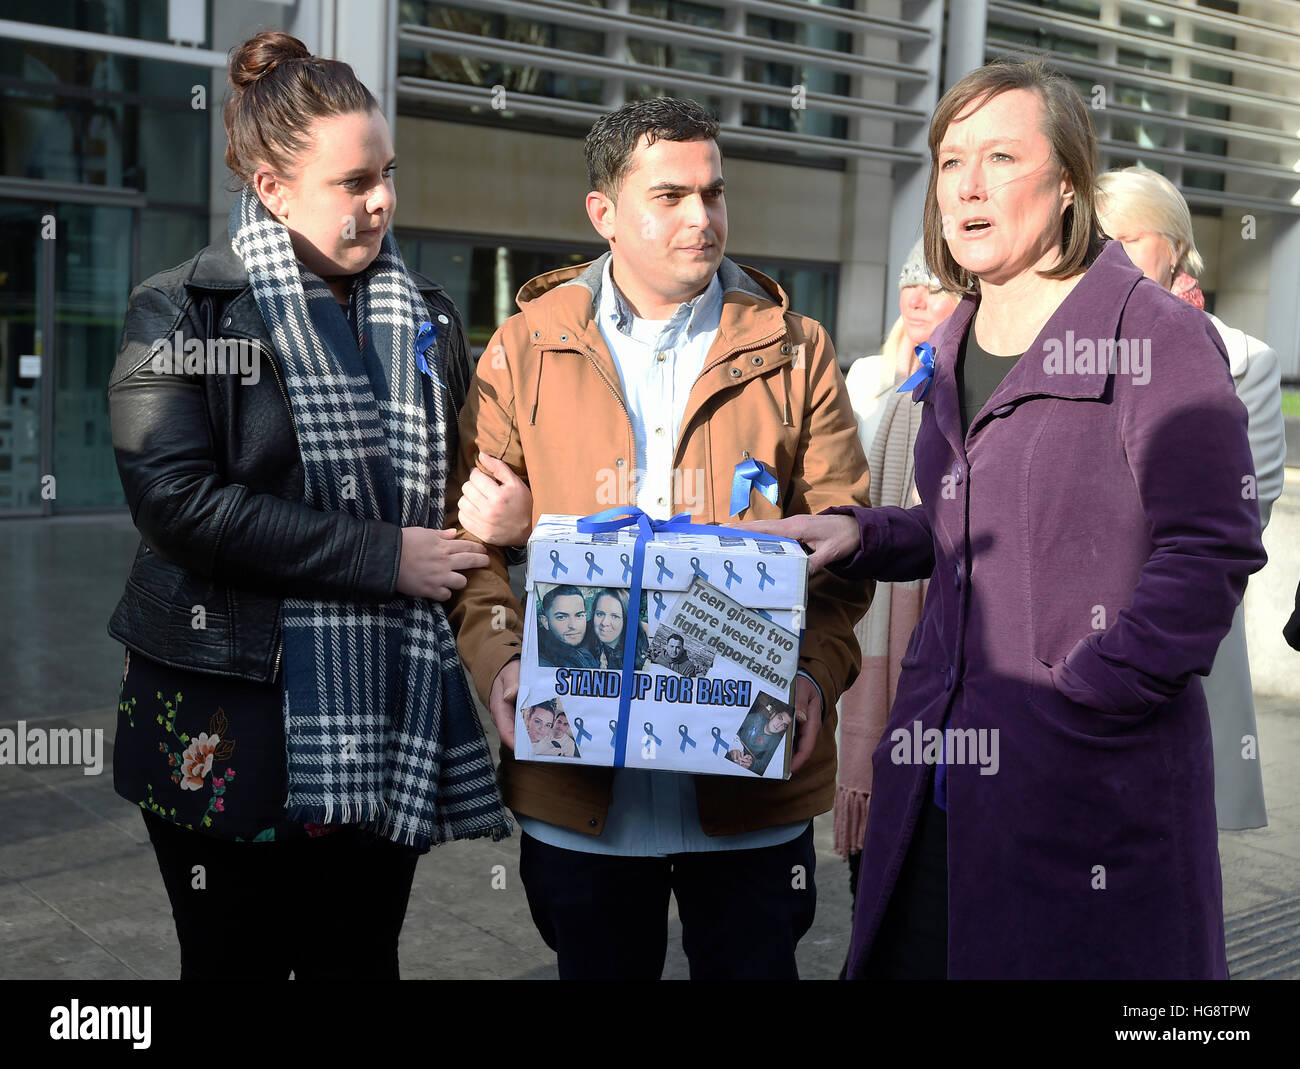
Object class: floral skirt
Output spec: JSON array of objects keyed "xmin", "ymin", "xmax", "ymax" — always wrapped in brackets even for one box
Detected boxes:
[{"xmin": 114, "ymin": 650, "xmax": 318, "ymax": 842}]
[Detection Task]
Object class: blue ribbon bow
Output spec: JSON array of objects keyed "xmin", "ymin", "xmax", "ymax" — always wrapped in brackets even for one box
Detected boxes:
[
  {"xmin": 729, "ymin": 458, "xmax": 780, "ymax": 516},
  {"xmin": 711, "ymin": 726, "xmax": 728, "ymax": 755},
  {"xmin": 756, "ymin": 561, "xmax": 774, "ymax": 590},
  {"xmin": 584, "ymin": 551, "xmax": 604, "ymax": 580},
  {"xmin": 573, "ymin": 717, "xmax": 592, "ymax": 746},
  {"xmin": 575, "ymin": 506, "xmax": 797, "ymax": 769},
  {"xmin": 897, "ymin": 342, "xmax": 935, "ymax": 401},
  {"xmin": 415, "ymin": 321, "xmax": 440, "ymax": 382},
  {"xmin": 678, "ymin": 724, "xmax": 697, "ymax": 752},
  {"xmin": 549, "ymin": 550, "xmax": 568, "ymax": 578}
]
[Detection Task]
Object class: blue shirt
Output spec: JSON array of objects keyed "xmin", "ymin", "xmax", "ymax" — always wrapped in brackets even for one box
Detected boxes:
[{"xmin": 519, "ymin": 258, "xmax": 808, "ymax": 856}]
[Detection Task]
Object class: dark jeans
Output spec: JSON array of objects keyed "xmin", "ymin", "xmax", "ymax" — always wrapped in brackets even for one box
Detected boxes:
[
  {"xmin": 143, "ymin": 810, "xmax": 419, "ymax": 980},
  {"xmin": 520, "ymin": 825, "xmax": 818, "ymax": 980},
  {"xmin": 860, "ymin": 789, "xmax": 949, "ymax": 979}
]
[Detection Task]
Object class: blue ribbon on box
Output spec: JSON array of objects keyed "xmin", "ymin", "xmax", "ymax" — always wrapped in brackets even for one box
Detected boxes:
[
  {"xmin": 575, "ymin": 506, "xmax": 798, "ymax": 769},
  {"xmin": 729, "ymin": 458, "xmax": 779, "ymax": 516}
]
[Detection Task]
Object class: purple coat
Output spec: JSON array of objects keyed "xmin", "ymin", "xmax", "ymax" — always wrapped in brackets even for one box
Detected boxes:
[{"xmin": 833, "ymin": 241, "xmax": 1266, "ymax": 979}]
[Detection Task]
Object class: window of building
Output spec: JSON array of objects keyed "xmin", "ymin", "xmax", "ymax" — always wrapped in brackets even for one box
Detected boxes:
[
  {"xmin": 628, "ymin": 1, "xmax": 727, "ymax": 30},
  {"xmin": 1, "ymin": 40, "xmax": 211, "ymax": 204},
  {"xmin": 626, "ymin": 39, "xmax": 726, "ymax": 78},
  {"xmin": 986, "ymin": 23, "xmax": 1099, "ymax": 60},
  {"xmin": 1119, "ymin": 11, "xmax": 1174, "ymax": 37},
  {"xmin": 1022, "ymin": 0, "xmax": 1101, "ymax": 17},
  {"xmin": 1116, "ymin": 48, "xmax": 1172, "ymax": 75},
  {"xmin": 399, "ymin": 1, "xmax": 607, "ymax": 104},
  {"xmin": 2, "ymin": 0, "xmax": 194, "ymax": 47}
]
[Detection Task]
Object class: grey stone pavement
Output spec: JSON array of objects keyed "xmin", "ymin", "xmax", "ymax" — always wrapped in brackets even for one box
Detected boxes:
[{"xmin": 1, "ymin": 513, "xmax": 1297, "ymax": 980}]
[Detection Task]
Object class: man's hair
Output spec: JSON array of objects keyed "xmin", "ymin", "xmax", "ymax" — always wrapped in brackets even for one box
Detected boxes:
[
  {"xmin": 530, "ymin": 700, "xmax": 558, "ymax": 716},
  {"xmin": 665, "ymin": 632, "xmax": 683, "ymax": 643},
  {"xmin": 923, "ymin": 54, "xmax": 1106, "ymax": 293},
  {"xmin": 541, "ymin": 585, "xmax": 585, "ymax": 615},
  {"xmin": 585, "ymin": 97, "xmax": 720, "ymax": 200}
]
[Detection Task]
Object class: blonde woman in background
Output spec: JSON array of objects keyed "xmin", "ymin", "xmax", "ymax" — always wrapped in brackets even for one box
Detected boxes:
[
  {"xmin": 836, "ymin": 241, "xmax": 959, "ymax": 909},
  {"xmin": 1097, "ymin": 165, "xmax": 1287, "ymax": 830}
]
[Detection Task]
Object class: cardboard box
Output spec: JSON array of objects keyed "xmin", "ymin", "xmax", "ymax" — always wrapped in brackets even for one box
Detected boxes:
[{"xmin": 515, "ymin": 514, "xmax": 808, "ymax": 779}]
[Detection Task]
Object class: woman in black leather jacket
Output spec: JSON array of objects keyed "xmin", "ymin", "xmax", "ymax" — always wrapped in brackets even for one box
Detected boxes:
[{"xmin": 108, "ymin": 31, "xmax": 513, "ymax": 980}]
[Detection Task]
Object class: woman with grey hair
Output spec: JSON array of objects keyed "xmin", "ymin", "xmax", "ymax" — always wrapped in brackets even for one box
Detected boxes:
[{"xmin": 1096, "ymin": 165, "xmax": 1286, "ymax": 830}]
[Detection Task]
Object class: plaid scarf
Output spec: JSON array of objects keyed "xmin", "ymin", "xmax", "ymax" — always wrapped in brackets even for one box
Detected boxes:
[{"xmin": 229, "ymin": 189, "xmax": 509, "ymax": 849}]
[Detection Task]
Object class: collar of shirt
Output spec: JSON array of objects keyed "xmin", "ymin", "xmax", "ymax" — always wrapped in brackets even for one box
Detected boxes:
[
  {"xmin": 595, "ymin": 258, "xmax": 724, "ymax": 519},
  {"xmin": 599, "ymin": 257, "xmax": 723, "ymax": 349}
]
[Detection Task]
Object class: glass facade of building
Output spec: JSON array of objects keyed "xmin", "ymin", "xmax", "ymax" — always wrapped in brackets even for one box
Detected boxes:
[{"xmin": 0, "ymin": 17, "xmax": 213, "ymax": 513}]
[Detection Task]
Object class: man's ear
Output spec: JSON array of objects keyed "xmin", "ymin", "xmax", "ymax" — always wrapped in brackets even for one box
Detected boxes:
[
  {"xmin": 539, "ymin": 615, "xmax": 551, "ymax": 631},
  {"xmin": 254, "ymin": 168, "xmax": 290, "ymax": 220},
  {"xmin": 586, "ymin": 189, "xmax": 617, "ymax": 241}
]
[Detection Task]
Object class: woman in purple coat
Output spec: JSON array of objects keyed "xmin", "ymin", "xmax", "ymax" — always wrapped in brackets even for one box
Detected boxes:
[{"xmin": 751, "ymin": 57, "xmax": 1265, "ymax": 978}]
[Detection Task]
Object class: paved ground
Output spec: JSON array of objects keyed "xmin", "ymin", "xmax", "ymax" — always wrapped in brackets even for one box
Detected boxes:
[{"xmin": 1, "ymin": 513, "xmax": 1297, "ymax": 979}]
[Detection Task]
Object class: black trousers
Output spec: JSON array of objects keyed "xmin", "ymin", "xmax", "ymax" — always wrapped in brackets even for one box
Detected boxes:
[
  {"xmin": 143, "ymin": 810, "xmax": 419, "ymax": 980},
  {"xmin": 860, "ymin": 788, "xmax": 949, "ymax": 979},
  {"xmin": 519, "ymin": 825, "xmax": 817, "ymax": 980}
]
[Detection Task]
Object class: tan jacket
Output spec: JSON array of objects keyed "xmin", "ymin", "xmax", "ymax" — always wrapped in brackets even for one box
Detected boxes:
[{"xmin": 447, "ymin": 253, "xmax": 872, "ymax": 836}]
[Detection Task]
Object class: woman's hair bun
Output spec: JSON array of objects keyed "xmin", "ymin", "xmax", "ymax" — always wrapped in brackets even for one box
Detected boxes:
[{"xmin": 228, "ymin": 30, "xmax": 311, "ymax": 91}]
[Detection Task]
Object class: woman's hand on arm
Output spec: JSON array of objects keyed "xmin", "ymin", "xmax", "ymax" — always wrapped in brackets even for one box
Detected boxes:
[
  {"xmin": 395, "ymin": 527, "xmax": 490, "ymax": 601},
  {"xmin": 456, "ymin": 453, "xmax": 534, "ymax": 546}
]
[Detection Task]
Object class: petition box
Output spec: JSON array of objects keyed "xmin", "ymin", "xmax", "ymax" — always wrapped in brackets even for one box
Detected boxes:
[{"xmin": 515, "ymin": 514, "xmax": 808, "ymax": 779}]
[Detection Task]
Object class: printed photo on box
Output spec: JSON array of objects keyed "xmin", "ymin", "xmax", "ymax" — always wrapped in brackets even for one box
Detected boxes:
[
  {"xmin": 587, "ymin": 587, "xmax": 650, "ymax": 671},
  {"xmin": 535, "ymin": 584, "xmax": 597, "ymax": 669},
  {"xmin": 725, "ymin": 692, "xmax": 795, "ymax": 775},
  {"xmin": 523, "ymin": 699, "xmax": 582, "ymax": 758},
  {"xmin": 648, "ymin": 627, "xmax": 713, "ymax": 678},
  {"xmin": 534, "ymin": 583, "xmax": 649, "ymax": 671}
]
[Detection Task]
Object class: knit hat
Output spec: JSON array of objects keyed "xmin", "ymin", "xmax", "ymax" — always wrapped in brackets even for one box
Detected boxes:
[{"xmin": 898, "ymin": 238, "xmax": 943, "ymax": 290}]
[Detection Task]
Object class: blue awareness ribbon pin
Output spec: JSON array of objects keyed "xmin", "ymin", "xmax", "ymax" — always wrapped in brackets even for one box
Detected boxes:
[
  {"xmin": 574, "ymin": 717, "xmax": 592, "ymax": 746},
  {"xmin": 897, "ymin": 341, "xmax": 935, "ymax": 401},
  {"xmin": 655, "ymin": 554, "xmax": 674, "ymax": 583},
  {"xmin": 643, "ymin": 721, "xmax": 663, "ymax": 747},
  {"xmin": 678, "ymin": 724, "xmax": 697, "ymax": 752},
  {"xmin": 620, "ymin": 553, "xmax": 633, "ymax": 582},
  {"xmin": 414, "ymin": 321, "xmax": 440, "ymax": 382},
  {"xmin": 575, "ymin": 507, "xmax": 798, "ymax": 769},
  {"xmin": 690, "ymin": 556, "xmax": 708, "ymax": 582},
  {"xmin": 723, "ymin": 559, "xmax": 742, "ymax": 589},
  {"xmin": 729, "ymin": 457, "xmax": 780, "ymax": 516},
  {"xmin": 584, "ymin": 551, "xmax": 604, "ymax": 580},
  {"xmin": 549, "ymin": 550, "xmax": 568, "ymax": 578},
  {"xmin": 710, "ymin": 726, "xmax": 728, "ymax": 755},
  {"xmin": 756, "ymin": 561, "xmax": 774, "ymax": 590}
]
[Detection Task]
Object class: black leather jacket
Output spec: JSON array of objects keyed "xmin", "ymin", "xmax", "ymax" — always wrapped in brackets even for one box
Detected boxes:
[{"xmin": 107, "ymin": 236, "xmax": 473, "ymax": 682}]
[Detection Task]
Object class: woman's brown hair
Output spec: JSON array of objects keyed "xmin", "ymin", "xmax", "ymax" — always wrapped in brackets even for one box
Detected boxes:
[
  {"xmin": 223, "ymin": 30, "xmax": 378, "ymax": 185},
  {"xmin": 923, "ymin": 55, "xmax": 1106, "ymax": 294}
]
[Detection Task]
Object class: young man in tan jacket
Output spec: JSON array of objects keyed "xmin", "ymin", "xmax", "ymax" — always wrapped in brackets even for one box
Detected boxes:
[{"xmin": 448, "ymin": 98, "xmax": 871, "ymax": 979}]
